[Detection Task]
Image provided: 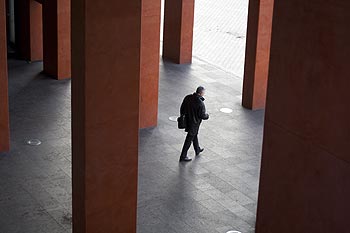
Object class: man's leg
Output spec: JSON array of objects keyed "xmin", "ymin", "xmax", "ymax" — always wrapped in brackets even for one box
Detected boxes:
[
  {"xmin": 180, "ymin": 133, "xmax": 195, "ymax": 158},
  {"xmin": 193, "ymin": 134, "xmax": 204, "ymax": 156},
  {"xmin": 193, "ymin": 134, "xmax": 200, "ymax": 153}
]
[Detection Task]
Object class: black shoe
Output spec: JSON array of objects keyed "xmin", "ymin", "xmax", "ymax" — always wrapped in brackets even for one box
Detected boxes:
[
  {"xmin": 179, "ymin": 156, "xmax": 192, "ymax": 162},
  {"xmin": 196, "ymin": 148, "xmax": 204, "ymax": 156}
]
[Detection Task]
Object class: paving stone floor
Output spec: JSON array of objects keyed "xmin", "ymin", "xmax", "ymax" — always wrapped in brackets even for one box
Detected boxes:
[
  {"xmin": 0, "ymin": 56, "xmax": 264, "ymax": 233},
  {"xmin": 161, "ymin": 0, "xmax": 249, "ymax": 78},
  {"xmin": 0, "ymin": 60, "xmax": 72, "ymax": 233},
  {"xmin": 138, "ymin": 59, "xmax": 264, "ymax": 233},
  {"xmin": 193, "ymin": 0, "xmax": 249, "ymax": 78}
]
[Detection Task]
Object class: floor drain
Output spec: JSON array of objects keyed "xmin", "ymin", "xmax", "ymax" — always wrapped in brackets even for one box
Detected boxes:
[
  {"xmin": 220, "ymin": 108, "xmax": 233, "ymax": 113},
  {"xmin": 26, "ymin": 139, "xmax": 42, "ymax": 146},
  {"xmin": 169, "ymin": 116, "xmax": 178, "ymax": 122}
]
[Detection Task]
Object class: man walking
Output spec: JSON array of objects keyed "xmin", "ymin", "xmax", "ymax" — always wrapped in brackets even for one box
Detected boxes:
[{"xmin": 179, "ymin": 86, "xmax": 209, "ymax": 162}]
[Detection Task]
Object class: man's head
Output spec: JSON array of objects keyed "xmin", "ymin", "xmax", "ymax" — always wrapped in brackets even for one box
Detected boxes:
[{"xmin": 196, "ymin": 86, "xmax": 206, "ymax": 96}]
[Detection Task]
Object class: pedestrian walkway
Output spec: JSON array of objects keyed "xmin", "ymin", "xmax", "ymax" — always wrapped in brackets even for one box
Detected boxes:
[
  {"xmin": 138, "ymin": 59, "xmax": 263, "ymax": 233},
  {"xmin": 161, "ymin": 0, "xmax": 249, "ymax": 78},
  {"xmin": 193, "ymin": 0, "xmax": 249, "ymax": 78}
]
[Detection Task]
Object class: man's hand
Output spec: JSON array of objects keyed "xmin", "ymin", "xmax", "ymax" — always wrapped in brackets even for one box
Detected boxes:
[{"xmin": 202, "ymin": 113, "xmax": 209, "ymax": 120}]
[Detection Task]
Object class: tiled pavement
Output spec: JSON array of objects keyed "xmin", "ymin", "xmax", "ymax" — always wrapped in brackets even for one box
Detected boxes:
[
  {"xmin": 193, "ymin": 0, "xmax": 249, "ymax": 78},
  {"xmin": 161, "ymin": 0, "xmax": 249, "ymax": 78},
  {"xmin": 0, "ymin": 60, "xmax": 72, "ymax": 233},
  {"xmin": 138, "ymin": 60, "xmax": 263, "ymax": 233},
  {"xmin": 0, "ymin": 56, "xmax": 264, "ymax": 233}
]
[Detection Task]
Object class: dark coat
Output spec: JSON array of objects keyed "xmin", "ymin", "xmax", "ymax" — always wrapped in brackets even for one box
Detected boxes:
[{"xmin": 180, "ymin": 93, "xmax": 209, "ymax": 135}]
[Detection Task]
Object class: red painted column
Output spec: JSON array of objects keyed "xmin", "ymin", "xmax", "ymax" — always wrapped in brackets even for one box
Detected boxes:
[
  {"xmin": 139, "ymin": 0, "xmax": 161, "ymax": 128},
  {"xmin": 257, "ymin": 0, "xmax": 350, "ymax": 232},
  {"xmin": 14, "ymin": 0, "xmax": 43, "ymax": 61},
  {"xmin": 72, "ymin": 0, "xmax": 141, "ymax": 232},
  {"xmin": 42, "ymin": 0, "xmax": 70, "ymax": 80},
  {"xmin": 0, "ymin": 0, "xmax": 9, "ymax": 152},
  {"xmin": 242, "ymin": 0, "xmax": 274, "ymax": 110},
  {"xmin": 162, "ymin": 0, "xmax": 195, "ymax": 64}
]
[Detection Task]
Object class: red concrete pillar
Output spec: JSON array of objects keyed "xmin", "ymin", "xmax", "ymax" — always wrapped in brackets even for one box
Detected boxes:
[
  {"xmin": 0, "ymin": 0, "xmax": 9, "ymax": 152},
  {"xmin": 14, "ymin": 0, "xmax": 43, "ymax": 61},
  {"xmin": 72, "ymin": 0, "xmax": 141, "ymax": 232},
  {"xmin": 242, "ymin": 0, "xmax": 274, "ymax": 110},
  {"xmin": 42, "ymin": 0, "xmax": 70, "ymax": 79},
  {"xmin": 257, "ymin": 0, "xmax": 350, "ymax": 232},
  {"xmin": 139, "ymin": 0, "xmax": 161, "ymax": 128},
  {"xmin": 162, "ymin": 0, "xmax": 195, "ymax": 64}
]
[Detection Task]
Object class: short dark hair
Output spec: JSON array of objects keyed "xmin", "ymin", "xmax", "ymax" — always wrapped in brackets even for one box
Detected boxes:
[{"xmin": 196, "ymin": 86, "xmax": 205, "ymax": 94}]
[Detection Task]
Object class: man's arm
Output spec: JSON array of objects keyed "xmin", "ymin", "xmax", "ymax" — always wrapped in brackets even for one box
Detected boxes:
[
  {"xmin": 199, "ymin": 102, "xmax": 209, "ymax": 120},
  {"xmin": 180, "ymin": 97, "xmax": 186, "ymax": 116}
]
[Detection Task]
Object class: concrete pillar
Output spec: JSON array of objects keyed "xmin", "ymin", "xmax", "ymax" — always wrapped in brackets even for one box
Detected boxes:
[
  {"xmin": 257, "ymin": 0, "xmax": 350, "ymax": 232},
  {"xmin": 0, "ymin": 0, "xmax": 9, "ymax": 152},
  {"xmin": 139, "ymin": 0, "xmax": 161, "ymax": 128},
  {"xmin": 14, "ymin": 0, "xmax": 43, "ymax": 61},
  {"xmin": 162, "ymin": 0, "xmax": 194, "ymax": 64},
  {"xmin": 242, "ymin": 0, "xmax": 274, "ymax": 110},
  {"xmin": 42, "ymin": 0, "xmax": 70, "ymax": 79},
  {"xmin": 72, "ymin": 0, "xmax": 141, "ymax": 232}
]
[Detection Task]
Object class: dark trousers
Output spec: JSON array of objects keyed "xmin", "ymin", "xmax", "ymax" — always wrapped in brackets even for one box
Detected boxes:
[{"xmin": 180, "ymin": 133, "xmax": 200, "ymax": 158}]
